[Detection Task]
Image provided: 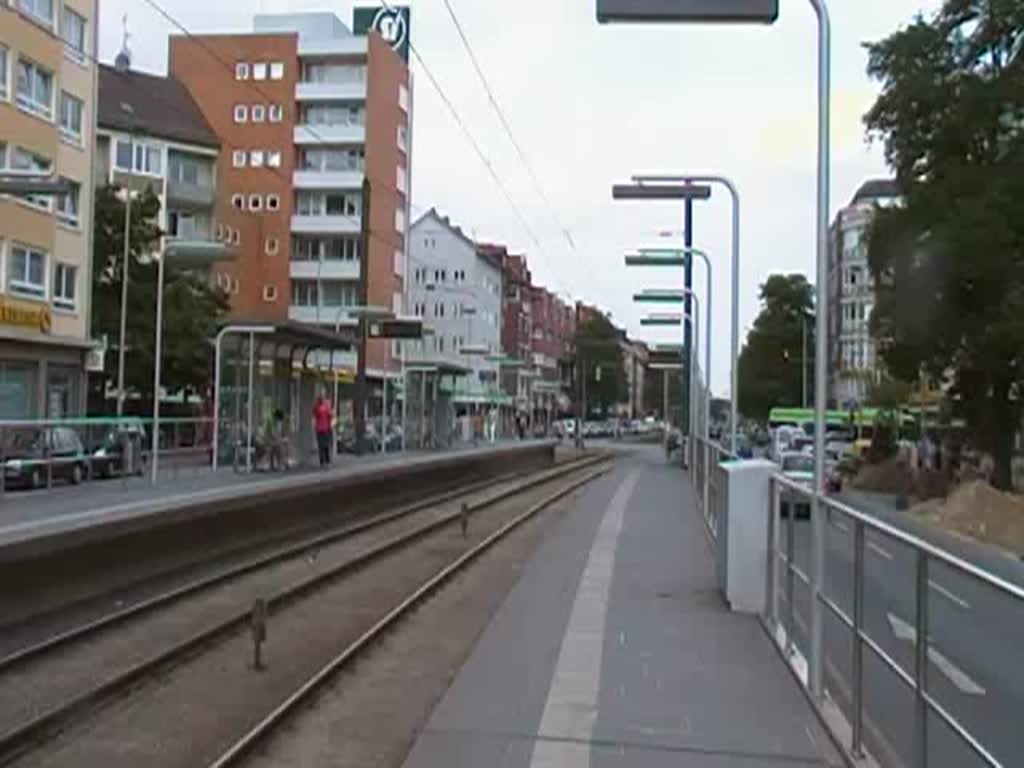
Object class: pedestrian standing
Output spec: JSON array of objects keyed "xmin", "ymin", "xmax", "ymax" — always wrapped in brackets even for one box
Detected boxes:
[{"xmin": 312, "ymin": 393, "xmax": 333, "ymax": 467}]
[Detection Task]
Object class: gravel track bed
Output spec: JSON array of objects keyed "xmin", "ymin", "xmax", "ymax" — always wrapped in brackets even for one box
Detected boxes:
[
  {"xmin": 5, "ymin": 466, "xmax": 597, "ymax": 768},
  {"xmin": 240, "ymin": 485, "xmax": 585, "ymax": 768}
]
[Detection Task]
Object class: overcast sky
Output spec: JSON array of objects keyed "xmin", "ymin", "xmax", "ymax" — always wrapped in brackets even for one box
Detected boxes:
[{"xmin": 99, "ymin": 0, "xmax": 940, "ymax": 397}]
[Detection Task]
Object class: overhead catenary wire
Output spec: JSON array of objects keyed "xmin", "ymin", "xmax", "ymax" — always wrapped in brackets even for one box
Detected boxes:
[{"xmin": 436, "ymin": 0, "xmax": 577, "ymax": 251}]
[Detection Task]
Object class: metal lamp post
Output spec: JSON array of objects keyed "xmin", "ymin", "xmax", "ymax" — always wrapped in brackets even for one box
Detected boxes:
[
  {"xmin": 337, "ymin": 305, "xmax": 394, "ymax": 456},
  {"xmin": 626, "ymin": 247, "xmax": 714, "ymax": 428},
  {"xmin": 613, "ymin": 182, "xmax": 711, "ymax": 449},
  {"xmin": 638, "ymin": 312, "xmax": 700, "ymax": 447},
  {"xmin": 598, "ymin": 0, "xmax": 832, "ymax": 709},
  {"xmin": 151, "ymin": 241, "xmax": 233, "ymax": 484},
  {"xmin": 115, "ymin": 99, "xmax": 136, "ymax": 417}
]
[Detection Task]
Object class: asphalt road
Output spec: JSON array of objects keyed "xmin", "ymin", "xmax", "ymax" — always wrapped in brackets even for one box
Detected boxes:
[{"xmin": 779, "ymin": 492, "xmax": 1024, "ymax": 768}]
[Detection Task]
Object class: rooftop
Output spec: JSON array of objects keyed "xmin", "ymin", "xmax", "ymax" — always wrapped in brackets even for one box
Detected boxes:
[
  {"xmin": 98, "ymin": 64, "xmax": 219, "ymax": 149},
  {"xmin": 851, "ymin": 178, "xmax": 900, "ymax": 205}
]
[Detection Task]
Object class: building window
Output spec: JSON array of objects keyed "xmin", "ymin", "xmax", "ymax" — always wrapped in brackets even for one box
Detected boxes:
[
  {"xmin": 266, "ymin": 194, "xmax": 280, "ymax": 211},
  {"xmin": 251, "ymin": 104, "xmax": 266, "ymax": 122},
  {"xmin": 0, "ymin": 46, "xmax": 8, "ymax": 101},
  {"xmin": 298, "ymin": 147, "xmax": 364, "ymax": 172},
  {"xmin": 230, "ymin": 228, "xmax": 241, "ymax": 246},
  {"xmin": 397, "ymin": 124, "xmax": 408, "ymax": 151},
  {"xmin": 399, "ymin": 83, "xmax": 409, "ymax": 112},
  {"xmin": 265, "ymin": 237, "xmax": 279, "ymax": 255},
  {"xmin": 15, "ymin": 57, "xmax": 53, "ymax": 119},
  {"xmin": 291, "ymin": 280, "xmax": 318, "ymax": 307},
  {"xmin": 9, "ymin": 244, "xmax": 47, "ymax": 298},
  {"xmin": 249, "ymin": 150, "xmax": 264, "ymax": 167},
  {"xmin": 300, "ymin": 103, "xmax": 365, "ymax": 126},
  {"xmin": 262, "ymin": 285, "xmax": 278, "ymax": 302},
  {"xmin": 248, "ymin": 194, "xmax": 262, "ymax": 211},
  {"xmin": 113, "ymin": 140, "xmax": 161, "ymax": 175},
  {"xmin": 269, "ymin": 62, "xmax": 284, "ymax": 80},
  {"xmin": 267, "ymin": 151, "xmax": 281, "ymax": 168},
  {"xmin": 235, "ymin": 62, "xmax": 249, "ymax": 80},
  {"xmin": 252, "ymin": 62, "xmax": 267, "ymax": 80},
  {"xmin": 10, "ymin": 147, "xmax": 52, "ymax": 209},
  {"xmin": 61, "ymin": 7, "xmax": 86, "ymax": 62},
  {"xmin": 52, "ymin": 263, "xmax": 76, "ymax": 310},
  {"xmin": 269, "ymin": 104, "xmax": 284, "ymax": 122},
  {"xmin": 232, "ymin": 150, "xmax": 246, "ymax": 168},
  {"xmin": 302, "ymin": 62, "xmax": 366, "ymax": 84},
  {"xmin": 55, "ymin": 179, "xmax": 80, "ymax": 226},
  {"xmin": 233, "ymin": 104, "xmax": 247, "ymax": 123},
  {"xmin": 58, "ymin": 92, "xmax": 83, "ymax": 143},
  {"xmin": 18, "ymin": 0, "xmax": 54, "ymax": 26},
  {"xmin": 395, "ymin": 208, "xmax": 406, "ymax": 233},
  {"xmin": 231, "ymin": 194, "xmax": 244, "ymax": 210}
]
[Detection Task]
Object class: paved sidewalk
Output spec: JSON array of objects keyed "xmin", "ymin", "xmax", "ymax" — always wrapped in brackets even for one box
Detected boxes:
[{"xmin": 402, "ymin": 444, "xmax": 843, "ymax": 767}]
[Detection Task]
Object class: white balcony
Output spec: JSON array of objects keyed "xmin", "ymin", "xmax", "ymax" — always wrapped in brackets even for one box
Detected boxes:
[
  {"xmin": 293, "ymin": 169, "xmax": 364, "ymax": 190},
  {"xmin": 291, "ymin": 214, "xmax": 360, "ymax": 235},
  {"xmin": 289, "ymin": 260, "xmax": 360, "ymax": 281},
  {"xmin": 294, "ymin": 123, "xmax": 366, "ymax": 145},
  {"xmin": 296, "ymin": 81, "xmax": 366, "ymax": 102},
  {"xmin": 288, "ymin": 305, "xmax": 359, "ymax": 327},
  {"xmin": 298, "ymin": 36, "xmax": 367, "ymax": 57}
]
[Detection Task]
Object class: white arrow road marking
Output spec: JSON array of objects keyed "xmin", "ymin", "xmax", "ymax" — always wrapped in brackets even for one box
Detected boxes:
[
  {"xmin": 887, "ymin": 612, "xmax": 986, "ymax": 696},
  {"xmin": 867, "ymin": 540, "xmax": 894, "ymax": 561},
  {"xmin": 928, "ymin": 580, "xmax": 971, "ymax": 610}
]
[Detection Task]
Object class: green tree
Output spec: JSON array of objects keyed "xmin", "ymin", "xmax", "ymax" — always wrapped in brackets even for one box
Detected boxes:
[
  {"xmin": 863, "ymin": 0, "xmax": 1024, "ymax": 488},
  {"xmin": 575, "ymin": 312, "xmax": 627, "ymax": 416},
  {"xmin": 91, "ymin": 184, "xmax": 230, "ymax": 408},
  {"xmin": 866, "ymin": 376, "xmax": 913, "ymax": 409},
  {"xmin": 737, "ymin": 274, "xmax": 815, "ymax": 421}
]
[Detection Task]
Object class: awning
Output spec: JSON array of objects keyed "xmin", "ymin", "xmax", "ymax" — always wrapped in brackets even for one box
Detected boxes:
[{"xmin": 221, "ymin": 319, "xmax": 356, "ymax": 351}]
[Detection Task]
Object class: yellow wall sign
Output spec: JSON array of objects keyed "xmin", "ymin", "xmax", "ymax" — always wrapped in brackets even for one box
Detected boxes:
[{"xmin": 0, "ymin": 298, "xmax": 51, "ymax": 333}]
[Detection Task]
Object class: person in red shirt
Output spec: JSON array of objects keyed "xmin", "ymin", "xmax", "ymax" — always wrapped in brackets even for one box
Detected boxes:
[{"xmin": 312, "ymin": 393, "xmax": 334, "ymax": 467}]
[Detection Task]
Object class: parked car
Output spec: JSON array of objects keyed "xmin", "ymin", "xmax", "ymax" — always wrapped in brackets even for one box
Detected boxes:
[
  {"xmin": 3, "ymin": 427, "xmax": 88, "ymax": 489},
  {"xmin": 90, "ymin": 421, "xmax": 147, "ymax": 478}
]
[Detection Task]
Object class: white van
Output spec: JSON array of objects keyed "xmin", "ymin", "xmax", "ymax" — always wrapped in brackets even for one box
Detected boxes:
[{"xmin": 771, "ymin": 425, "xmax": 803, "ymax": 463}]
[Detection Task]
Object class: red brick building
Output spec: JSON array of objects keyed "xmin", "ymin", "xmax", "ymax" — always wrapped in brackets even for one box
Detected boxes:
[{"xmin": 168, "ymin": 10, "xmax": 410, "ymax": 377}]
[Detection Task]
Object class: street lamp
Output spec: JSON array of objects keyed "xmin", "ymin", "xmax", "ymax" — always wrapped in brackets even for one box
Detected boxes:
[
  {"xmin": 151, "ymin": 240, "xmax": 233, "ymax": 483},
  {"xmin": 614, "ymin": 182, "xmax": 711, "ymax": 449},
  {"xmin": 116, "ymin": 98, "xmax": 136, "ymax": 418},
  {"xmin": 627, "ymin": 247, "xmax": 714, "ymax": 421},
  {"xmin": 338, "ymin": 305, "xmax": 394, "ymax": 456},
  {"xmin": 599, "ymin": 0, "xmax": 833, "ymax": 707}
]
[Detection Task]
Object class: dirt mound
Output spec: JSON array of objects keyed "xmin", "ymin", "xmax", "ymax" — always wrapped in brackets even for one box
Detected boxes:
[
  {"xmin": 850, "ymin": 456, "xmax": 912, "ymax": 495},
  {"xmin": 909, "ymin": 480, "xmax": 1024, "ymax": 555}
]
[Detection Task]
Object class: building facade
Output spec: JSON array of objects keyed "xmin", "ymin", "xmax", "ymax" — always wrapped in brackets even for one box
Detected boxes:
[
  {"xmin": 0, "ymin": 0, "xmax": 98, "ymax": 418},
  {"xmin": 96, "ymin": 64, "xmax": 220, "ymax": 250},
  {"xmin": 529, "ymin": 285, "xmax": 574, "ymax": 423},
  {"xmin": 408, "ymin": 209, "xmax": 502, "ymax": 404},
  {"xmin": 827, "ymin": 179, "xmax": 900, "ymax": 408},
  {"xmin": 168, "ymin": 10, "xmax": 411, "ymax": 378}
]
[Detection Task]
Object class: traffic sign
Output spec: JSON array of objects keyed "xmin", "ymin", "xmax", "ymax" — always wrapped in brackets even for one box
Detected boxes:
[{"xmin": 368, "ymin": 319, "xmax": 423, "ymax": 339}]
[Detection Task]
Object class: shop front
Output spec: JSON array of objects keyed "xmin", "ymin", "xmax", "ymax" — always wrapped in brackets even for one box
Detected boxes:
[{"xmin": 0, "ymin": 298, "xmax": 89, "ymax": 420}]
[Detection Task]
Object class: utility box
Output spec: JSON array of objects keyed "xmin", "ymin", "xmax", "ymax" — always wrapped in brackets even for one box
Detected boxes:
[{"xmin": 714, "ymin": 459, "xmax": 775, "ymax": 613}]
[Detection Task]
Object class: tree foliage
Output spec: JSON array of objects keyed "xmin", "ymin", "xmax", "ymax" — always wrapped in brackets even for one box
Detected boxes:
[
  {"xmin": 863, "ymin": 0, "xmax": 1024, "ymax": 488},
  {"xmin": 738, "ymin": 274, "xmax": 815, "ymax": 421},
  {"xmin": 575, "ymin": 312, "xmax": 627, "ymax": 416},
  {"xmin": 92, "ymin": 184, "xmax": 230, "ymax": 407}
]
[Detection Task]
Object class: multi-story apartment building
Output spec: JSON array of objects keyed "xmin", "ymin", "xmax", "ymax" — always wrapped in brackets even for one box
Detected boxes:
[
  {"xmin": 168, "ymin": 9, "xmax": 411, "ymax": 378},
  {"xmin": 529, "ymin": 285, "xmax": 574, "ymax": 422},
  {"xmin": 827, "ymin": 178, "xmax": 900, "ymax": 408},
  {"xmin": 408, "ymin": 209, "xmax": 502, "ymax": 405},
  {"xmin": 621, "ymin": 337, "xmax": 647, "ymax": 419},
  {"xmin": 96, "ymin": 63, "xmax": 220, "ymax": 248},
  {"xmin": 0, "ymin": 0, "xmax": 98, "ymax": 418}
]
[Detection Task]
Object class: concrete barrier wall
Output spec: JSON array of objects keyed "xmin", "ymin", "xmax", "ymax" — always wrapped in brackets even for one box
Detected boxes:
[{"xmin": 0, "ymin": 442, "xmax": 555, "ymax": 627}]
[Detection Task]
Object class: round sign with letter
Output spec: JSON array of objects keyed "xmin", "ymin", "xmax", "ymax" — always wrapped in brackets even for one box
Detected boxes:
[{"xmin": 372, "ymin": 7, "xmax": 407, "ymax": 52}]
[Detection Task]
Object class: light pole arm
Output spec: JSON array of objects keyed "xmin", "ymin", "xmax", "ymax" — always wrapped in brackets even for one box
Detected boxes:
[{"xmin": 632, "ymin": 172, "xmax": 740, "ymax": 453}]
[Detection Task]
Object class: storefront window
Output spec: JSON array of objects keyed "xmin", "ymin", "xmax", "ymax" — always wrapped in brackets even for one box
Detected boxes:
[
  {"xmin": 0, "ymin": 362, "xmax": 37, "ymax": 419},
  {"xmin": 46, "ymin": 366, "xmax": 78, "ymax": 418}
]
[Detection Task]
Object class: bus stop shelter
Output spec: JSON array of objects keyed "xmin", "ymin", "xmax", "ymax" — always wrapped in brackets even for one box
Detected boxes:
[
  {"xmin": 404, "ymin": 360, "xmax": 473, "ymax": 450},
  {"xmin": 212, "ymin": 321, "xmax": 355, "ymax": 471}
]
